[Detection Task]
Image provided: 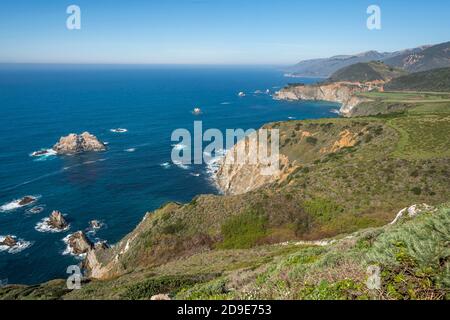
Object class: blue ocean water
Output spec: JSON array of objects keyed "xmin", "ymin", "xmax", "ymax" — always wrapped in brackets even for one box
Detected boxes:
[{"xmin": 0, "ymin": 65, "xmax": 338, "ymax": 284}]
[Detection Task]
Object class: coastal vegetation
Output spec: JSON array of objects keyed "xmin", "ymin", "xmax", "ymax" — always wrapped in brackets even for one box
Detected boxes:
[
  {"xmin": 350, "ymin": 91, "xmax": 450, "ymax": 117},
  {"xmin": 2, "ymin": 203, "xmax": 448, "ymax": 300}
]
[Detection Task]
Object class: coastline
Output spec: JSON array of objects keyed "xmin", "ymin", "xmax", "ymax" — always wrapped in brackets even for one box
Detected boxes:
[{"xmin": 0, "ymin": 67, "xmax": 341, "ymax": 285}]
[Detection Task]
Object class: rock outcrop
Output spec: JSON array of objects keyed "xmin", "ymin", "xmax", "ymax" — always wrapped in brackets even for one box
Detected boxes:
[
  {"xmin": 53, "ymin": 132, "xmax": 106, "ymax": 155},
  {"xmin": 48, "ymin": 211, "xmax": 69, "ymax": 230},
  {"xmin": 0, "ymin": 236, "xmax": 17, "ymax": 247},
  {"xmin": 274, "ymin": 81, "xmax": 381, "ymax": 116},
  {"xmin": 18, "ymin": 196, "xmax": 37, "ymax": 206},
  {"xmin": 390, "ymin": 204, "xmax": 435, "ymax": 224},
  {"xmin": 84, "ymin": 239, "xmax": 115, "ymax": 279},
  {"xmin": 151, "ymin": 294, "xmax": 171, "ymax": 300},
  {"xmin": 216, "ymin": 129, "xmax": 295, "ymax": 195},
  {"xmin": 66, "ymin": 231, "xmax": 94, "ymax": 255},
  {"xmin": 89, "ymin": 220, "xmax": 101, "ymax": 229}
]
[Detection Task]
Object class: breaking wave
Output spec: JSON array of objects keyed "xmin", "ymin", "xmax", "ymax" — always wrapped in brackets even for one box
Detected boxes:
[
  {"xmin": 0, "ymin": 195, "xmax": 41, "ymax": 213},
  {"xmin": 0, "ymin": 236, "xmax": 33, "ymax": 254},
  {"xmin": 35, "ymin": 217, "xmax": 70, "ymax": 233},
  {"xmin": 30, "ymin": 149, "xmax": 57, "ymax": 161}
]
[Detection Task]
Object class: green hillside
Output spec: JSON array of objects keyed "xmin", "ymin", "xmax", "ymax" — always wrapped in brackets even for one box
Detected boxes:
[
  {"xmin": 385, "ymin": 67, "xmax": 450, "ymax": 92},
  {"xmin": 349, "ymin": 91, "xmax": 450, "ymax": 117},
  {"xmin": 328, "ymin": 61, "xmax": 407, "ymax": 83},
  {"xmin": 2, "ymin": 203, "xmax": 449, "ymax": 300}
]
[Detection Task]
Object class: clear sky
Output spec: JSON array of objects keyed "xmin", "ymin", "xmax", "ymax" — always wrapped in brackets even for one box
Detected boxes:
[{"xmin": 0, "ymin": 0, "xmax": 449, "ymax": 65}]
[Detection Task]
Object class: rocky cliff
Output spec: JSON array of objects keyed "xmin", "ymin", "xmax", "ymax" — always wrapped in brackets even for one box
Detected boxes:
[
  {"xmin": 274, "ymin": 82, "xmax": 379, "ymax": 116},
  {"xmin": 215, "ymin": 130, "xmax": 294, "ymax": 195}
]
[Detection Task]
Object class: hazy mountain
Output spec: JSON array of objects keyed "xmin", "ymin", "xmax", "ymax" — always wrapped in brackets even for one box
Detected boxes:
[
  {"xmin": 286, "ymin": 45, "xmax": 430, "ymax": 78},
  {"xmin": 383, "ymin": 41, "xmax": 450, "ymax": 73}
]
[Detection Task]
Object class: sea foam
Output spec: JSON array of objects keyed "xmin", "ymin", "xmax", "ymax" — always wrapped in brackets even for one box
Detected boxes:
[
  {"xmin": 172, "ymin": 160, "xmax": 190, "ymax": 170},
  {"xmin": 204, "ymin": 149, "xmax": 226, "ymax": 179},
  {"xmin": 35, "ymin": 217, "xmax": 70, "ymax": 233},
  {"xmin": 61, "ymin": 234, "xmax": 86, "ymax": 259},
  {"xmin": 0, "ymin": 236, "xmax": 33, "ymax": 254},
  {"xmin": 110, "ymin": 128, "xmax": 128, "ymax": 133},
  {"xmin": 0, "ymin": 195, "xmax": 41, "ymax": 213}
]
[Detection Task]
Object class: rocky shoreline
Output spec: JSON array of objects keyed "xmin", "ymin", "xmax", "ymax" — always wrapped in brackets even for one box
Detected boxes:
[
  {"xmin": 273, "ymin": 81, "xmax": 382, "ymax": 116},
  {"xmin": 215, "ymin": 129, "xmax": 294, "ymax": 195}
]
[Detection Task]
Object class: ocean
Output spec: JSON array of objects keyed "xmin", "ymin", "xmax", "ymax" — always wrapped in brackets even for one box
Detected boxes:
[{"xmin": 0, "ymin": 65, "xmax": 339, "ymax": 285}]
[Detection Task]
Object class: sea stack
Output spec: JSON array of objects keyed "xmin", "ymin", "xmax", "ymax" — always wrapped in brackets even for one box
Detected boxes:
[
  {"xmin": 18, "ymin": 196, "xmax": 37, "ymax": 206},
  {"xmin": 89, "ymin": 220, "xmax": 101, "ymax": 229},
  {"xmin": 0, "ymin": 236, "xmax": 17, "ymax": 247},
  {"xmin": 48, "ymin": 210, "xmax": 69, "ymax": 230},
  {"xmin": 67, "ymin": 231, "xmax": 94, "ymax": 255},
  {"xmin": 53, "ymin": 132, "xmax": 106, "ymax": 155}
]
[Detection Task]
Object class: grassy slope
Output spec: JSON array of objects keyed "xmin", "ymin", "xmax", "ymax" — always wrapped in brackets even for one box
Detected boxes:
[
  {"xmin": 385, "ymin": 68, "xmax": 450, "ymax": 92},
  {"xmin": 328, "ymin": 61, "xmax": 406, "ymax": 82},
  {"xmin": 3, "ymin": 203, "xmax": 448, "ymax": 300},
  {"xmin": 350, "ymin": 91, "xmax": 450, "ymax": 117},
  {"xmin": 1, "ymin": 109, "xmax": 449, "ymax": 300}
]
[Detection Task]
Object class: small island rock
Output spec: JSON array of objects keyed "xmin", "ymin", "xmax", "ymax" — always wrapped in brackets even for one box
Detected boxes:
[
  {"xmin": 18, "ymin": 196, "xmax": 37, "ymax": 206},
  {"xmin": 48, "ymin": 210, "xmax": 69, "ymax": 230},
  {"xmin": 89, "ymin": 220, "xmax": 101, "ymax": 229},
  {"xmin": 53, "ymin": 132, "xmax": 106, "ymax": 155},
  {"xmin": 0, "ymin": 236, "xmax": 17, "ymax": 247}
]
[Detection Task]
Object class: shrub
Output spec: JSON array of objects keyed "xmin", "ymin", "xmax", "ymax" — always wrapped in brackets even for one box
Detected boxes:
[
  {"xmin": 303, "ymin": 198, "xmax": 344, "ymax": 223},
  {"xmin": 161, "ymin": 219, "xmax": 185, "ymax": 235},
  {"xmin": 411, "ymin": 186, "xmax": 422, "ymax": 195},
  {"xmin": 218, "ymin": 209, "xmax": 268, "ymax": 249},
  {"xmin": 306, "ymin": 137, "xmax": 318, "ymax": 145},
  {"xmin": 298, "ymin": 280, "xmax": 367, "ymax": 300},
  {"xmin": 367, "ymin": 206, "xmax": 450, "ymax": 299},
  {"xmin": 122, "ymin": 275, "xmax": 210, "ymax": 300},
  {"xmin": 177, "ymin": 278, "xmax": 229, "ymax": 300}
]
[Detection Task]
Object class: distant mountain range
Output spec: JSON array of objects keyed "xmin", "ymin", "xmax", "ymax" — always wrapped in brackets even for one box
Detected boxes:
[
  {"xmin": 383, "ymin": 41, "xmax": 450, "ymax": 73},
  {"xmin": 286, "ymin": 41, "xmax": 449, "ymax": 78}
]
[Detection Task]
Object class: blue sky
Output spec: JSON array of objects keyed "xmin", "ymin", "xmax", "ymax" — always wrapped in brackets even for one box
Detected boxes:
[{"xmin": 0, "ymin": 0, "xmax": 449, "ymax": 65}]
